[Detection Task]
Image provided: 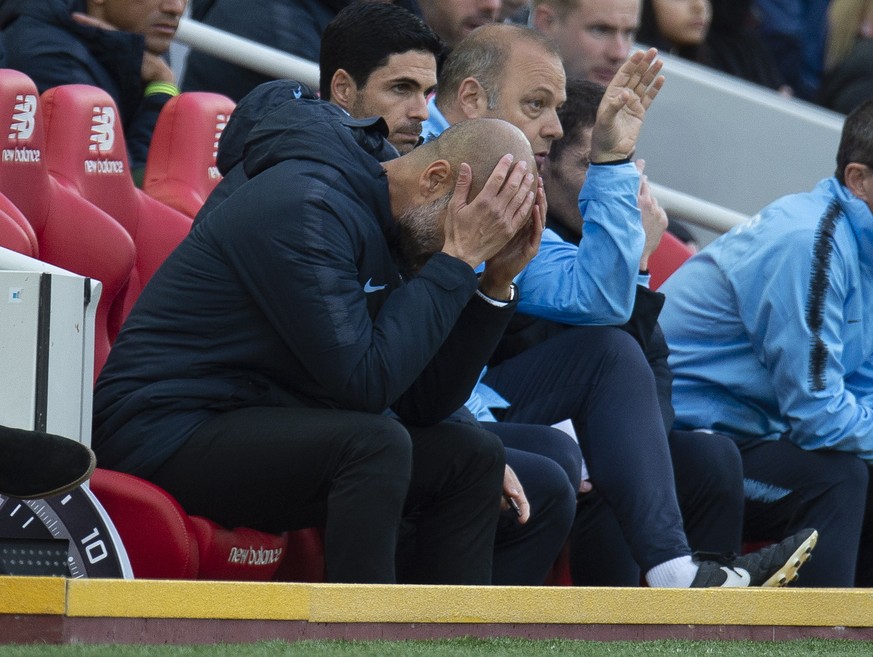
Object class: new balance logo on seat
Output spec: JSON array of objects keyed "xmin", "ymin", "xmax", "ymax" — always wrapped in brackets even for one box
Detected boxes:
[
  {"xmin": 89, "ymin": 106, "xmax": 116, "ymax": 153},
  {"xmin": 84, "ymin": 106, "xmax": 124, "ymax": 175},
  {"xmin": 212, "ymin": 113, "xmax": 229, "ymax": 159},
  {"xmin": 8, "ymin": 94, "xmax": 36, "ymax": 140},
  {"xmin": 2, "ymin": 94, "xmax": 41, "ymax": 163}
]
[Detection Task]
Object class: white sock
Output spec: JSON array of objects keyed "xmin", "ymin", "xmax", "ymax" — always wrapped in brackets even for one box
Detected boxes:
[{"xmin": 645, "ymin": 555, "xmax": 698, "ymax": 588}]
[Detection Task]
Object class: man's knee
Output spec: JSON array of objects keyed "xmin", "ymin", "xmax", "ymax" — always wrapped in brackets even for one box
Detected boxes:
[
  {"xmin": 442, "ymin": 423, "xmax": 506, "ymax": 481},
  {"xmin": 672, "ymin": 431, "xmax": 744, "ymax": 502},
  {"xmin": 344, "ymin": 415, "xmax": 413, "ymax": 476}
]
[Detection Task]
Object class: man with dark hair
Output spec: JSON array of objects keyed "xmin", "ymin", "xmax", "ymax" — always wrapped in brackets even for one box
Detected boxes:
[
  {"xmin": 320, "ymin": 2, "xmax": 442, "ymax": 154},
  {"xmin": 661, "ymin": 99, "xmax": 873, "ymax": 587},
  {"xmin": 424, "ymin": 29, "xmax": 819, "ymax": 587},
  {"xmin": 0, "ymin": 0, "xmax": 187, "ymax": 179}
]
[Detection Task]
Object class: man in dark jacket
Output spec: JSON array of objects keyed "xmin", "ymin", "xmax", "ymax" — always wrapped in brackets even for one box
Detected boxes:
[
  {"xmin": 92, "ymin": 96, "xmax": 544, "ymax": 584},
  {"xmin": 0, "ymin": 0, "xmax": 185, "ymax": 178}
]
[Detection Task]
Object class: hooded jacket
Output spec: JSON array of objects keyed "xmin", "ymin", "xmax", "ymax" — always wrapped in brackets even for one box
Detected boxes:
[
  {"xmin": 0, "ymin": 0, "xmax": 169, "ymax": 170},
  {"xmin": 93, "ymin": 97, "xmax": 516, "ymax": 477}
]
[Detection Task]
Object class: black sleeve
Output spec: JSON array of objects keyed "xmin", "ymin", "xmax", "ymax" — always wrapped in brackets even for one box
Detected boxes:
[{"xmin": 392, "ymin": 291, "xmax": 517, "ymax": 426}]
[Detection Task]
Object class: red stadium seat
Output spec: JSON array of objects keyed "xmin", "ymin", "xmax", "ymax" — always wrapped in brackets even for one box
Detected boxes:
[
  {"xmin": 143, "ymin": 91, "xmax": 235, "ymax": 218},
  {"xmin": 89, "ymin": 468, "xmax": 289, "ymax": 581},
  {"xmin": 0, "ymin": 69, "xmax": 135, "ymax": 376},
  {"xmin": 0, "ymin": 191, "xmax": 37, "ymax": 257},
  {"xmin": 39, "ymin": 83, "xmax": 192, "ymax": 336},
  {"xmin": 648, "ymin": 231, "xmax": 696, "ymax": 290}
]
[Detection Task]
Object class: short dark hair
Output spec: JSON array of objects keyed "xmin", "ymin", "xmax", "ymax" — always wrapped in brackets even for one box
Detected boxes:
[
  {"xmin": 550, "ymin": 78, "xmax": 605, "ymax": 161},
  {"xmin": 319, "ymin": 1, "xmax": 443, "ymax": 100},
  {"xmin": 835, "ymin": 99, "xmax": 873, "ymax": 184}
]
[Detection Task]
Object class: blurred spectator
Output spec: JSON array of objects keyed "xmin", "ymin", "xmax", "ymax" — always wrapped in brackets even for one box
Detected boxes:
[
  {"xmin": 531, "ymin": 0, "xmax": 641, "ymax": 86},
  {"xmin": 751, "ymin": 0, "xmax": 830, "ymax": 101},
  {"xmin": 706, "ymin": 0, "xmax": 789, "ymax": 93},
  {"xmin": 414, "ymin": 0, "xmax": 502, "ymax": 48},
  {"xmin": 637, "ymin": 0, "xmax": 711, "ymax": 62},
  {"xmin": 530, "ymin": 1, "xmax": 698, "ymax": 253},
  {"xmin": 0, "ymin": 0, "xmax": 187, "ymax": 181},
  {"xmin": 819, "ymin": 0, "xmax": 873, "ymax": 114},
  {"xmin": 182, "ymin": 1, "xmax": 423, "ymax": 101}
]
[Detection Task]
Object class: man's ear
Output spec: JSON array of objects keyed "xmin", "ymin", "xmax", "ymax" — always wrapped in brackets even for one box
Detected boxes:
[
  {"xmin": 330, "ymin": 69, "xmax": 357, "ymax": 108},
  {"xmin": 457, "ymin": 77, "xmax": 489, "ymax": 119},
  {"xmin": 844, "ymin": 163, "xmax": 872, "ymax": 203},
  {"xmin": 531, "ymin": 4, "xmax": 557, "ymax": 33},
  {"xmin": 418, "ymin": 159, "xmax": 453, "ymax": 199}
]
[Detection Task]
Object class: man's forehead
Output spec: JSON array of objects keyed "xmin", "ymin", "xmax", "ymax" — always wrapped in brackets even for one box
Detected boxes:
[
  {"xmin": 504, "ymin": 41, "xmax": 566, "ymax": 91},
  {"xmin": 373, "ymin": 51, "xmax": 437, "ymax": 84}
]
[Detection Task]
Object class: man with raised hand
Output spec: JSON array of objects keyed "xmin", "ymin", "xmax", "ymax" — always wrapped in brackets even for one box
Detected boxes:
[{"xmin": 424, "ymin": 27, "xmax": 819, "ymax": 587}]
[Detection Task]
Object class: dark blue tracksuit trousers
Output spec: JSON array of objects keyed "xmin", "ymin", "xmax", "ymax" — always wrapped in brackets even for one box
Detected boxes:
[{"xmin": 483, "ymin": 325, "xmax": 693, "ymax": 574}]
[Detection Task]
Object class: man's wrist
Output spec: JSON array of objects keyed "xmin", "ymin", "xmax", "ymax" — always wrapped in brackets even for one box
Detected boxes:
[
  {"xmin": 144, "ymin": 81, "xmax": 179, "ymax": 97},
  {"xmin": 590, "ymin": 156, "xmax": 633, "ymax": 166},
  {"xmin": 475, "ymin": 282, "xmax": 518, "ymax": 307}
]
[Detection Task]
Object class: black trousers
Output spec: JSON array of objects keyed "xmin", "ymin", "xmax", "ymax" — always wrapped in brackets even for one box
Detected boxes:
[
  {"xmin": 150, "ymin": 406, "xmax": 505, "ymax": 584},
  {"xmin": 739, "ymin": 437, "xmax": 870, "ymax": 587},
  {"xmin": 487, "ymin": 422, "xmax": 581, "ymax": 585}
]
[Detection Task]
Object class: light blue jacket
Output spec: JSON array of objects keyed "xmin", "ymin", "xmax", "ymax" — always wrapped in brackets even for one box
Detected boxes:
[
  {"xmin": 422, "ymin": 101, "xmax": 645, "ymax": 419},
  {"xmin": 660, "ymin": 177, "xmax": 873, "ymax": 461}
]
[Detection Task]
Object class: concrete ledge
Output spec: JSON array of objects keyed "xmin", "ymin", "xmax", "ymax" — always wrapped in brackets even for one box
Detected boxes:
[{"xmin": 2, "ymin": 577, "xmax": 873, "ymax": 644}]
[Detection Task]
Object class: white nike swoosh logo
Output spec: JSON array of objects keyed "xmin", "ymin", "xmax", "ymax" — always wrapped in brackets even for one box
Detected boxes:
[
  {"xmin": 363, "ymin": 278, "xmax": 387, "ymax": 293},
  {"xmin": 720, "ymin": 566, "xmax": 751, "ymax": 587}
]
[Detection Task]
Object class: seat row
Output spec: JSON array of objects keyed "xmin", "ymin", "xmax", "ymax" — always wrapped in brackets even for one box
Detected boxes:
[{"xmin": 0, "ymin": 68, "xmax": 326, "ymax": 583}]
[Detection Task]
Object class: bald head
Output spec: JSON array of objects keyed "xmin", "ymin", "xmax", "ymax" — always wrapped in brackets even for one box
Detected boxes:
[
  {"xmin": 412, "ymin": 117, "xmax": 537, "ymax": 196},
  {"xmin": 382, "ymin": 118, "xmax": 537, "ymax": 271}
]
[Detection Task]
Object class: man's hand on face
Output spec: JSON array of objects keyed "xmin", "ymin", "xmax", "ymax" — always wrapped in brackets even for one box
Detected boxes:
[
  {"xmin": 72, "ymin": 12, "xmax": 176, "ymax": 85},
  {"xmin": 590, "ymin": 48, "xmax": 665, "ymax": 164},
  {"xmin": 441, "ymin": 154, "xmax": 537, "ymax": 273},
  {"xmin": 479, "ymin": 178, "xmax": 546, "ymax": 299}
]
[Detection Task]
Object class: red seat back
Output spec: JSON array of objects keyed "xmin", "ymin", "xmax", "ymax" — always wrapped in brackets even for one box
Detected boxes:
[
  {"xmin": 649, "ymin": 231, "xmax": 696, "ymax": 290},
  {"xmin": 39, "ymin": 84, "xmax": 192, "ymax": 333},
  {"xmin": 0, "ymin": 70, "xmax": 135, "ymax": 376},
  {"xmin": 0, "ymin": 191, "xmax": 37, "ymax": 257},
  {"xmin": 89, "ymin": 468, "xmax": 290, "ymax": 581},
  {"xmin": 143, "ymin": 92, "xmax": 235, "ymax": 218}
]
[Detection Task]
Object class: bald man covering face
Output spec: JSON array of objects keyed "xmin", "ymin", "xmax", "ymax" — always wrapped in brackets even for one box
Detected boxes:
[{"xmin": 93, "ymin": 96, "xmax": 547, "ymax": 586}]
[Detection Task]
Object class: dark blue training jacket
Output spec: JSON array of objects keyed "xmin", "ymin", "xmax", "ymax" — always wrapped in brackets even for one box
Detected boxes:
[{"xmin": 92, "ymin": 96, "xmax": 516, "ymax": 477}]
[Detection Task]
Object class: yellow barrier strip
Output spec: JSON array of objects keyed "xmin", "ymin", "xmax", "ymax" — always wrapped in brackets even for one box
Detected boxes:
[
  {"xmin": 0, "ymin": 576, "xmax": 66, "ymax": 615},
  {"xmin": 2, "ymin": 578, "xmax": 869, "ymax": 628}
]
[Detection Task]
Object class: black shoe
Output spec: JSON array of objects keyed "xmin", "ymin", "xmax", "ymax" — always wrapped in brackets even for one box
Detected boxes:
[
  {"xmin": 690, "ymin": 528, "xmax": 818, "ymax": 587},
  {"xmin": 0, "ymin": 425, "xmax": 96, "ymax": 499}
]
